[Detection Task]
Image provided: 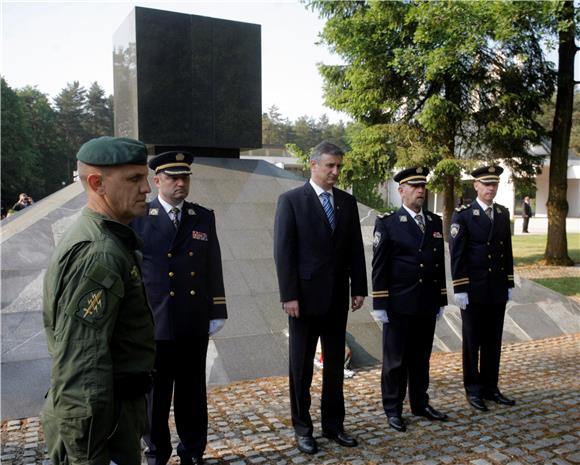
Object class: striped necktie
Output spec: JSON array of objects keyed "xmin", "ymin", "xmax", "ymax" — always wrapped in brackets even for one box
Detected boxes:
[
  {"xmin": 320, "ymin": 192, "xmax": 335, "ymax": 230},
  {"xmin": 415, "ymin": 213, "xmax": 425, "ymax": 233},
  {"xmin": 170, "ymin": 207, "xmax": 180, "ymax": 229},
  {"xmin": 485, "ymin": 207, "xmax": 493, "ymax": 222}
]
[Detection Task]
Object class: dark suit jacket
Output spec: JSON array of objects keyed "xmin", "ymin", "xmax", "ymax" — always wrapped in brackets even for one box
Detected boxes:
[
  {"xmin": 131, "ymin": 198, "xmax": 227, "ymax": 340},
  {"xmin": 371, "ymin": 207, "xmax": 447, "ymax": 315},
  {"xmin": 449, "ymin": 202, "xmax": 514, "ymax": 305},
  {"xmin": 273, "ymin": 182, "xmax": 367, "ymax": 316}
]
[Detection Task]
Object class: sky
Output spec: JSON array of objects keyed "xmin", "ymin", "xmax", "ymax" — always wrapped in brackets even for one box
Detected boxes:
[
  {"xmin": 2, "ymin": 1, "xmax": 578, "ymax": 126},
  {"xmin": 1, "ymin": 0, "xmax": 346, "ymax": 123}
]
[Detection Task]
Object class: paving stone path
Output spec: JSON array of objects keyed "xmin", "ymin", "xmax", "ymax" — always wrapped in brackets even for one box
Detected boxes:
[{"xmin": 2, "ymin": 334, "xmax": 578, "ymax": 465}]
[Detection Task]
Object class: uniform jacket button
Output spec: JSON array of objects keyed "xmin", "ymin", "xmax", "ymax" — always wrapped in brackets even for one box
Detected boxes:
[
  {"xmin": 488, "ymin": 268, "xmax": 492, "ymax": 272},
  {"xmin": 188, "ymin": 251, "xmax": 193, "ymax": 256},
  {"xmin": 488, "ymin": 255, "xmax": 492, "ymax": 259},
  {"xmin": 170, "ymin": 291, "xmax": 175, "ymax": 297},
  {"xmin": 190, "ymin": 290, "xmax": 196, "ymax": 295},
  {"xmin": 420, "ymin": 263, "xmax": 424, "ymax": 268},
  {"xmin": 190, "ymin": 272, "xmax": 196, "ymax": 277},
  {"xmin": 167, "ymin": 253, "xmax": 172, "ymax": 258},
  {"xmin": 419, "ymin": 278, "xmax": 423, "ymax": 283},
  {"xmin": 169, "ymin": 272, "xmax": 174, "ymax": 277}
]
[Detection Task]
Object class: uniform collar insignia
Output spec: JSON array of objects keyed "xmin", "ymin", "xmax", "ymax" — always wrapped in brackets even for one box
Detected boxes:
[
  {"xmin": 149, "ymin": 208, "xmax": 159, "ymax": 216},
  {"xmin": 187, "ymin": 208, "xmax": 196, "ymax": 215},
  {"xmin": 473, "ymin": 209, "xmax": 480, "ymax": 216},
  {"xmin": 427, "ymin": 214, "xmax": 432, "ymax": 221},
  {"xmin": 496, "ymin": 207, "xmax": 501, "ymax": 214},
  {"xmin": 399, "ymin": 215, "xmax": 408, "ymax": 222}
]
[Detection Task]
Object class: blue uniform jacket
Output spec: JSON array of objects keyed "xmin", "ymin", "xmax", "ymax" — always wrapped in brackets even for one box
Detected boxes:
[
  {"xmin": 448, "ymin": 202, "xmax": 514, "ymax": 305},
  {"xmin": 131, "ymin": 198, "xmax": 227, "ymax": 340},
  {"xmin": 372, "ymin": 207, "xmax": 447, "ymax": 315}
]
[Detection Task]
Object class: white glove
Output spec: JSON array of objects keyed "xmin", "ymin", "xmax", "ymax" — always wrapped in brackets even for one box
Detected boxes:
[
  {"xmin": 508, "ymin": 288, "xmax": 514, "ymax": 301},
  {"xmin": 209, "ymin": 319, "xmax": 226, "ymax": 336},
  {"xmin": 455, "ymin": 292, "xmax": 469, "ymax": 310},
  {"xmin": 371, "ymin": 310, "xmax": 389, "ymax": 324},
  {"xmin": 437, "ymin": 307, "xmax": 444, "ymax": 320}
]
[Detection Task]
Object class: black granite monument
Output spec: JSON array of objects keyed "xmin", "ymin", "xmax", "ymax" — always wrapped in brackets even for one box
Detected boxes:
[{"xmin": 113, "ymin": 7, "xmax": 261, "ymax": 157}]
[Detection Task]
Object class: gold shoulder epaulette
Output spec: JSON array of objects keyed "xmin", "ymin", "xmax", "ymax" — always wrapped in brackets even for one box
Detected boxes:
[
  {"xmin": 455, "ymin": 204, "xmax": 468, "ymax": 212},
  {"xmin": 377, "ymin": 211, "xmax": 392, "ymax": 219}
]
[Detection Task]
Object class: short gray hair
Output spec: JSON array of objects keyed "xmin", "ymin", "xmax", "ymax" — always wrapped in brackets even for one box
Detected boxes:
[{"xmin": 310, "ymin": 141, "xmax": 344, "ymax": 163}]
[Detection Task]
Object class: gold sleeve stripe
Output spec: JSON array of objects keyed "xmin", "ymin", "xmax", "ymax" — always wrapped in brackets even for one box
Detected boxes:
[
  {"xmin": 452, "ymin": 278, "xmax": 469, "ymax": 284},
  {"xmin": 441, "ymin": 289, "xmax": 447, "ymax": 294},
  {"xmin": 372, "ymin": 291, "xmax": 389, "ymax": 297}
]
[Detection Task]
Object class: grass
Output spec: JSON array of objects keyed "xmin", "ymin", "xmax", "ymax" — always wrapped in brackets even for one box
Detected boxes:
[
  {"xmin": 512, "ymin": 233, "xmax": 580, "ymax": 266},
  {"xmin": 531, "ymin": 278, "xmax": 580, "ymax": 297}
]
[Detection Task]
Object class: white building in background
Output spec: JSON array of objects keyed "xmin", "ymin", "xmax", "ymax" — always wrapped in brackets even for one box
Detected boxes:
[{"xmin": 242, "ymin": 144, "xmax": 580, "ymax": 218}]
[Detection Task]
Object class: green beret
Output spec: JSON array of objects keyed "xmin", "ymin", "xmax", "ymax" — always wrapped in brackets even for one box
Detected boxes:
[{"xmin": 76, "ymin": 136, "xmax": 148, "ymax": 166}]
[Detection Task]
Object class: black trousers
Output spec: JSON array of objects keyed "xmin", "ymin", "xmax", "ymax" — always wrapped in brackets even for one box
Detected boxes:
[
  {"xmin": 381, "ymin": 311, "xmax": 437, "ymax": 416},
  {"xmin": 144, "ymin": 338, "xmax": 209, "ymax": 465},
  {"xmin": 522, "ymin": 216, "xmax": 530, "ymax": 232},
  {"xmin": 461, "ymin": 302, "xmax": 507, "ymax": 397},
  {"xmin": 288, "ymin": 310, "xmax": 348, "ymax": 436}
]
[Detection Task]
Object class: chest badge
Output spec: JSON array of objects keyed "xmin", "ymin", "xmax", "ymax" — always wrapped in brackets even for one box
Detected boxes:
[
  {"xmin": 399, "ymin": 215, "xmax": 408, "ymax": 222},
  {"xmin": 192, "ymin": 230, "xmax": 208, "ymax": 241}
]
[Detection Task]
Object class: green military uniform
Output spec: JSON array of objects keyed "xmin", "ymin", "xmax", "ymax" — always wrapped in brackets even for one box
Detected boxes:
[{"xmin": 42, "ymin": 137, "xmax": 155, "ymax": 465}]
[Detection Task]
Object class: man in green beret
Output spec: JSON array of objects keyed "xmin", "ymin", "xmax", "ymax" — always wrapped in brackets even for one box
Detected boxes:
[{"xmin": 42, "ymin": 136, "xmax": 156, "ymax": 465}]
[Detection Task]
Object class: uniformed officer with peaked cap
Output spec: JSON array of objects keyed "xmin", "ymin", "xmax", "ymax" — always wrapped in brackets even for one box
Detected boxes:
[
  {"xmin": 371, "ymin": 167, "xmax": 448, "ymax": 433},
  {"xmin": 449, "ymin": 164, "xmax": 516, "ymax": 412},
  {"xmin": 42, "ymin": 136, "xmax": 155, "ymax": 465},
  {"xmin": 132, "ymin": 151, "xmax": 227, "ymax": 465}
]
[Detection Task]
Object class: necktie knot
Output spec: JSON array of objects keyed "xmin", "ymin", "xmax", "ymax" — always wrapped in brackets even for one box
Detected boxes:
[
  {"xmin": 485, "ymin": 206, "xmax": 493, "ymax": 221},
  {"xmin": 320, "ymin": 192, "xmax": 335, "ymax": 230}
]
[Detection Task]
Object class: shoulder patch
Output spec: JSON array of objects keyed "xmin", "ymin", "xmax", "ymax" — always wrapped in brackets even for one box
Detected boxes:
[
  {"xmin": 76, "ymin": 288, "xmax": 107, "ymax": 324},
  {"xmin": 373, "ymin": 231, "xmax": 382, "ymax": 248},
  {"xmin": 450, "ymin": 223, "xmax": 461, "ymax": 238},
  {"xmin": 377, "ymin": 211, "xmax": 391, "ymax": 219}
]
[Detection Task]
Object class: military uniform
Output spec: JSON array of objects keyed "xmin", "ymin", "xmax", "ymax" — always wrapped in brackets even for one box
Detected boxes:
[
  {"xmin": 449, "ymin": 166, "xmax": 515, "ymax": 402},
  {"xmin": 42, "ymin": 136, "xmax": 155, "ymax": 465},
  {"xmin": 42, "ymin": 208, "xmax": 155, "ymax": 465},
  {"xmin": 372, "ymin": 207, "xmax": 447, "ymax": 417},
  {"xmin": 131, "ymin": 152, "xmax": 227, "ymax": 465}
]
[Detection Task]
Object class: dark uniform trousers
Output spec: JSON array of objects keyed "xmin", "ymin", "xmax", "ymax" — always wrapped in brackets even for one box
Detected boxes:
[
  {"xmin": 371, "ymin": 207, "xmax": 447, "ymax": 417},
  {"xmin": 381, "ymin": 312, "xmax": 436, "ymax": 416},
  {"xmin": 461, "ymin": 302, "xmax": 506, "ymax": 397},
  {"xmin": 132, "ymin": 198, "xmax": 227, "ymax": 465},
  {"xmin": 449, "ymin": 201, "xmax": 514, "ymax": 398}
]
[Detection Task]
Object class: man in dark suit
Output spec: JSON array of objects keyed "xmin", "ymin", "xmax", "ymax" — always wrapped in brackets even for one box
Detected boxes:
[
  {"xmin": 371, "ymin": 167, "xmax": 448, "ymax": 433},
  {"xmin": 521, "ymin": 196, "xmax": 532, "ymax": 233},
  {"xmin": 132, "ymin": 151, "xmax": 227, "ymax": 465},
  {"xmin": 449, "ymin": 165, "xmax": 516, "ymax": 412},
  {"xmin": 273, "ymin": 141, "xmax": 367, "ymax": 455}
]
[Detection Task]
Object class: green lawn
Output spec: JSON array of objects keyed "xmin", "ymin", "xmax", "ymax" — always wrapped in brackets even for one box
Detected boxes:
[
  {"xmin": 512, "ymin": 233, "xmax": 580, "ymax": 266},
  {"xmin": 531, "ymin": 277, "xmax": 580, "ymax": 297}
]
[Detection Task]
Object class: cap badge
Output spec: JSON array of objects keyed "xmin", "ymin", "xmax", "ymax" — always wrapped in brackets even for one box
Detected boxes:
[
  {"xmin": 417, "ymin": 167, "xmax": 423, "ymax": 173},
  {"xmin": 176, "ymin": 153, "xmax": 185, "ymax": 161},
  {"xmin": 489, "ymin": 166, "xmax": 496, "ymax": 173}
]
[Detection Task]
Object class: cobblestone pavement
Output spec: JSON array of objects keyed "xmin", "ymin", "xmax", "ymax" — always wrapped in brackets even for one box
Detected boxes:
[{"xmin": 2, "ymin": 334, "xmax": 579, "ymax": 465}]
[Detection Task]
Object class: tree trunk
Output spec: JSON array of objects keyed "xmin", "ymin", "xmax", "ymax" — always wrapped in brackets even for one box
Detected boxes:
[
  {"xmin": 544, "ymin": 0, "xmax": 575, "ymax": 266},
  {"xmin": 442, "ymin": 174, "xmax": 455, "ymax": 239}
]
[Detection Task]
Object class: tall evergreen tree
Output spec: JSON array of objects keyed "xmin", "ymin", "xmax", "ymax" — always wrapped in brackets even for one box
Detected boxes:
[
  {"xmin": 84, "ymin": 81, "xmax": 114, "ymax": 138},
  {"xmin": 54, "ymin": 81, "xmax": 88, "ymax": 183}
]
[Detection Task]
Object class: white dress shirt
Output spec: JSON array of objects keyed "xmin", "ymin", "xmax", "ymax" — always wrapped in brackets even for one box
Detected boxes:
[{"xmin": 309, "ymin": 179, "xmax": 334, "ymax": 208}]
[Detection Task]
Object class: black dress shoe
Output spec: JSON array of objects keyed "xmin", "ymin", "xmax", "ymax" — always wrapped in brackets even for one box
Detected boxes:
[
  {"xmin": 467, "ymin": 395, "xmax": 488, "ymax": 412},
  {"xmin": 412, "ymin": 404, "xmax": 449, "ymax": 421},
  {"xmin": 387, "ymin": 415, "xmax": 407, "ymax": 432},
  {"xmin": 295, "ymin": 435, "xmax": 318, "ymax": 454},
  {"xmin": 179, "ymin": 457, "xmax": 204, "ymax": 465},
  {"xmin": 484, "ymin": 392, "xmax": 516, "ymax": 406},
  {"xmin": 322, "ymin": 430, "xmax": 358, "ymax": 447}
]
